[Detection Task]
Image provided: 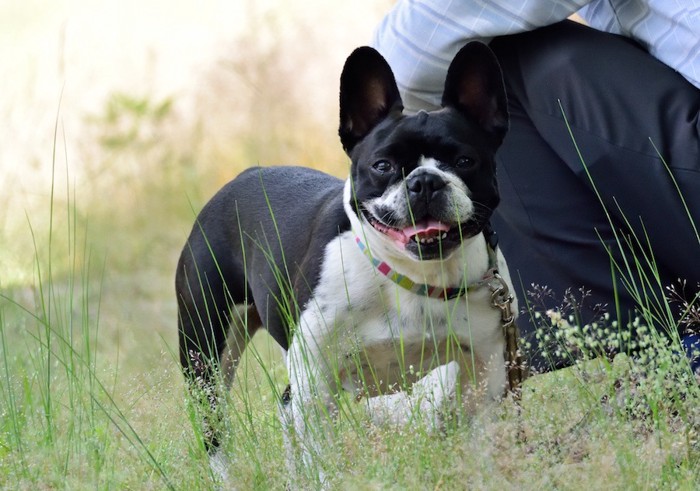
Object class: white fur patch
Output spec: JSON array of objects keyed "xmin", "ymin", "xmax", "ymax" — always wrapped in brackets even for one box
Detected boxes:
[
  {"xmin": 367, "ymin": 361, "xmax": 460, "ymax": 431},
  {"xmin": 209, "ymin": 450, "xmax": 230, "ymax": 486}
]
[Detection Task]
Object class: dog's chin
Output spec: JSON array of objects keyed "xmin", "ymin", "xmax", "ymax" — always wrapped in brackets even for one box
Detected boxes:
[{"xmin": 367, "ymin": 216, "xmax": 482, "ymax": 261}]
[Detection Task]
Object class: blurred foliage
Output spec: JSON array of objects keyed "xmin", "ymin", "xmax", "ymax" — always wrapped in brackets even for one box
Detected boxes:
[{"xmin": 88, "ymin": 92, "xmax": 174, "ymax": 150}]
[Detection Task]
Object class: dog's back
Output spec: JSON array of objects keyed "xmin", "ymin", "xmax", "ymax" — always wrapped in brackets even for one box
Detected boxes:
[{"xmin": 176, "ymin": 166, "xmax": 347, "ymax": 433}]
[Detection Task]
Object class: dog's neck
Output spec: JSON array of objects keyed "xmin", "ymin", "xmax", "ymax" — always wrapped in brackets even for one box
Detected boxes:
[{"xmin": 343, "ymin": 179, "xmax": 491, "ymax": 289}]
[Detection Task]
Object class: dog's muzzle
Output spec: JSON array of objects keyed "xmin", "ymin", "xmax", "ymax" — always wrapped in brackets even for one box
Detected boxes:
[{"xmin": 358, "ymin": 166, "xmax": 491, "ymax": 259}]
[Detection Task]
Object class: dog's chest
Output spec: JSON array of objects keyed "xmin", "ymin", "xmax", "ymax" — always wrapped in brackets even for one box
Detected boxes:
[
  {"xmin": 346, "ymin": 295, "xmax": 456, "ymax": 393},
  {"xmin": 304, "ymin": 232, "xmax": 499, "ymax": 396}
]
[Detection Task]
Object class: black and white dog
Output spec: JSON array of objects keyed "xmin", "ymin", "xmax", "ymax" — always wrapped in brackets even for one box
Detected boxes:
[{"xmin": 176, "ymin": 42, "xmax": 515, "ymax": 482}]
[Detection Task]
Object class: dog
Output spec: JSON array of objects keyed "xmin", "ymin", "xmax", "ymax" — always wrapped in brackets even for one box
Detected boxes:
[{"xmin": 176, "ymin": 41, "xmax": 515, "ymax": 485}]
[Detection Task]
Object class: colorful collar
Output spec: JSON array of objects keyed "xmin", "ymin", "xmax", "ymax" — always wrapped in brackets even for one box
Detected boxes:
[{"xmin": 354, "ymin": 233, "xmax": 499, "ymax": 301}]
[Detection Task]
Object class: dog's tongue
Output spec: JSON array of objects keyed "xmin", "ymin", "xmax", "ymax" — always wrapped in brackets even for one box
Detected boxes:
[
  {"xmin": 372, "ymin": 218, "xmax": 450, "ymax": 244},
  {"xmin": 402, "ymin": 219, "xmax": 450, "ymax": 240}
]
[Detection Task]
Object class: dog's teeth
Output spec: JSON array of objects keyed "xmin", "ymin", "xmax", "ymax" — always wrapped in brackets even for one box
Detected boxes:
[{"xmin": 417, "ymin": 234, "xmax": 449, "ymax": 245}]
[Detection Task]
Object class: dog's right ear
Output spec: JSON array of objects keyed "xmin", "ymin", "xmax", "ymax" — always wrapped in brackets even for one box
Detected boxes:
[
  {"xmin": 339, "ymin": 47, "xmax": 403, "ymax": 154},
  {"xmin": 441, "ymin": 42, "xmax": 508, "ymax": 145}
]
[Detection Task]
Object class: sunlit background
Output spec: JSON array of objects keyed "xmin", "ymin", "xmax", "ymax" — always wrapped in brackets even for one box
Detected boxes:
[
  {"xmin": 0, "ymin": 0, "xmax": 391, "ymax": 421},
  {"xmin": 0, "ymin": 5, "xmax": 389, "ymax": 483},
  {"xmin": 1, "ymin": 0, "xmax": 390, "ymax": 286}
]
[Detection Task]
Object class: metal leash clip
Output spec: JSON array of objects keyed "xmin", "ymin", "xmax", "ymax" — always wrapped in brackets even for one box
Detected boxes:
[{"xmin": 489, "ymin": 271, "xmax": 523, "ymax": 399}]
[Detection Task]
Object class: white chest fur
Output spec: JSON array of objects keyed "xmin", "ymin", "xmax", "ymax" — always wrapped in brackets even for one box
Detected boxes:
[{"xmin": 289, "ymin": 230, "xmax": 508, "ymax": 399}]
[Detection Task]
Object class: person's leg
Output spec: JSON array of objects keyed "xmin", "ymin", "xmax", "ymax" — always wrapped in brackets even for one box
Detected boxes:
[
  {"xmin": 489, "ymin": 20, "xmax": 700, "ymax": 372},
  {"xmin": 492, "ymin": 99, "xmax": 625, "ymax": 371}
]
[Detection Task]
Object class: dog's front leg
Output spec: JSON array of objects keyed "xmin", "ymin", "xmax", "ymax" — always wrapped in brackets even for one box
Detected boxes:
[
  {"xmin": 471, "ymin": 335, "xmax": 507, "ymax": 403},
  {"xmin": 282, "ymin": 330, "xmax": 339, "ymax": 487}
]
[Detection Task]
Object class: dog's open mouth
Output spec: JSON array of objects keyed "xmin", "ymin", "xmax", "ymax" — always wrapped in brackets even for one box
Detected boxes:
[
  {"xmin": 359, "ymin": 201, "xmax": 485, "ymax": 259},
  {"xmin": 370, "ymin": 218, "xmax": 451, "ymax": 245}
]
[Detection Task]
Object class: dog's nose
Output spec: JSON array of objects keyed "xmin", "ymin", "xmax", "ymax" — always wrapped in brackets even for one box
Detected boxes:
[{"xmin": 406, "ymin": 173, "xmax": 446, "ymax": 201}]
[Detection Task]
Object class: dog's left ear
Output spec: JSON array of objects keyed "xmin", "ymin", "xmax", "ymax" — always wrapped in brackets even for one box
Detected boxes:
[
  {"xmin": 339, "ymin": 46, "xmax": 403, "ymax": 153},
  {"xmin": 442, "ymin": 42, "xmax": 509, "ymax": 145}
]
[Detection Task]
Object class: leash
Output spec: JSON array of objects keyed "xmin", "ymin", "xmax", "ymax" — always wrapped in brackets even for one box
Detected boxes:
[
  {"xmin": 354, "ymin": 225, "xmax": 525, "ymax": 398},
  {"xmin": 483, "ymin": 223, "xmax": 524, "ymax": 399},
  {"xmin": 487, "ymin": 271, "xmax": 523, "ymax": 400}
]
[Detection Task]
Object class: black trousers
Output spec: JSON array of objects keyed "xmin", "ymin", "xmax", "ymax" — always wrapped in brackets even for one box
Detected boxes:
[{"xmin": 488, "ymin": 20, "xmax": 700, "ymax": 372}]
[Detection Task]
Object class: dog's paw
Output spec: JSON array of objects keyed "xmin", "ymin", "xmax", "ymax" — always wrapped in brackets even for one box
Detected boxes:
[
  {"xmin": 209, "ymin": 450, "xmax": 231, "ymax": 488},
  {"xmin": 366, "ymin": 362, "xmax": 460, "ymax": 431},
  {"xmin": 411, "ymin": 361, "xmax": 460, "ymax": 430}
]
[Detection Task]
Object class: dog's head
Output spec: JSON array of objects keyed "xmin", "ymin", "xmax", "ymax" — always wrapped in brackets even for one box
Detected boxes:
[{"xmin": 339, "ymin": 43, "xmax": 508, "ymax": 262}]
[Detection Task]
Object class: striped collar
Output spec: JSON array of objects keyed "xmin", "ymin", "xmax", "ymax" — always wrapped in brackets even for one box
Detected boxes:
[{"xmin": 354, "ymin": 232, "xmax": 499, "ymax": 301}]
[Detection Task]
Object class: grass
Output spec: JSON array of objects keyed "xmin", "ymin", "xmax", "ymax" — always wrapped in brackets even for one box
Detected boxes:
[
  {"xmin": 3, "ymin": 134, "xmax": 699, "ymax": 490},
  {"xmin": 2, "ymin": 183, "xmax": 700, "ymax": 490},
  {"xmin": 2, "ymin": 29, "xmax": 700, "ymax": 491}
]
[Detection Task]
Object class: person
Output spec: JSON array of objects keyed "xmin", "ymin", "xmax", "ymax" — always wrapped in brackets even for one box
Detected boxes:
[{"xmin": 371, "ymin": 1, "xmax": 700, "ymax": 373}]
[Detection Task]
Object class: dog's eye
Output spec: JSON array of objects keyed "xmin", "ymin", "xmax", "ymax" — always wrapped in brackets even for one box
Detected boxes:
[
  {"xmin": 455, "ymin": 156, "xmax": 476, "ymax": 169},
  {"xmin": 372, "ymin": 160, "xmax": 393, "ymax": 174}
]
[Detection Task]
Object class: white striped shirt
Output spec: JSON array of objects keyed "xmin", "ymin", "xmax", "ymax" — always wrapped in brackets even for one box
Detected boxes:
[{"xmin": 372, "ymin": 0, "xmax": 700, "ymax": 112}]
